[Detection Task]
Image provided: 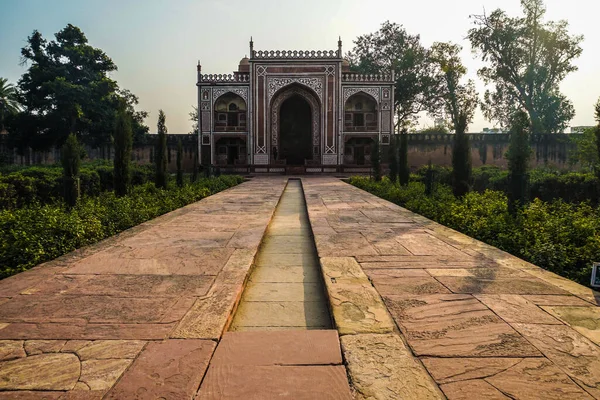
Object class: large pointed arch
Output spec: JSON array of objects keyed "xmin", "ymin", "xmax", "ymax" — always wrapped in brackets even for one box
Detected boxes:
[{"xmin": 269, "ymin": 84, "xmax": 321, "ymax": 161}]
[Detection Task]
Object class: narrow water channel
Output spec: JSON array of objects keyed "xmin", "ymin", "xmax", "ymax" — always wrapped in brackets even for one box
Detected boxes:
[{"xmin": 230, "ymin": 179, "xmax": 332, "ymax": 330}]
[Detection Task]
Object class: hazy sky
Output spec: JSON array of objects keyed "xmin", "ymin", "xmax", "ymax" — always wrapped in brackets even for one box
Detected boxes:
[{"xmin": 1, "ymin": 0, "xmax": 598, "ymax": 133}]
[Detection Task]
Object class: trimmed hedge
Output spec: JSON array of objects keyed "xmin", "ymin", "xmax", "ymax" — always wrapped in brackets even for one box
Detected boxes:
[
  {"xmin": 413, "ymin": 165, "xmax": 600, "ymax": 205},
  {"xmin": 0, "ymin": 175, "xmax": 244, "ymax": 278},
  {"xmin": 0, "ymin": 162, "xmax": 155, "ymax": 210},
  {"xmin": 350, "ymin": 176, "xmax": 600, "ymax": 286}
]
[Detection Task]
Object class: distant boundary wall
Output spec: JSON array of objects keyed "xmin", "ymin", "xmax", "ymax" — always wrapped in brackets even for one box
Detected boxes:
[{"xmin": 0, "ymin": 133, "xmax": 579, "ymax": 171}]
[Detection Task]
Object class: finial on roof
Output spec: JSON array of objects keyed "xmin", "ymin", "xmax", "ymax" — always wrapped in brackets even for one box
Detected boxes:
[
  {"xmin": 249, "ymin": 36, "xmax": 254, "ymax": 58},
  {"xmin": 337, "ymin": 36, "xmax": 343, "ymax": 57}
]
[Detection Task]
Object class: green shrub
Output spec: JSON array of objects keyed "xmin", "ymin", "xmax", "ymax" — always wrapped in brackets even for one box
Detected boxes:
[{"xmin": 0, "ymin": 176, "xmax": 244, "ymax": 278}]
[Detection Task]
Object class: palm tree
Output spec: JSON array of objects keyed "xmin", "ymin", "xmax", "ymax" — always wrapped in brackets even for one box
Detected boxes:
[{"xmin": 0, "ymin": 78, "xmax": 22, "ymax": 133}]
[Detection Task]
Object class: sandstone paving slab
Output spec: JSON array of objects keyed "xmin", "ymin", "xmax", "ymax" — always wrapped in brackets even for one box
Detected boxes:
[
  {"xmin": 241, "ymin": 282, "xmax": 327, "ymax": 302},
  {"xmin": 75, "ymin": 340, "xmax": 146, "ymax": 360},
  {"xmin": 105, "ymin": 339, "xmax": 215, "ymax": 400},
  {"xmin": 0, "ymin": 268, "xmax": 55, "ymax": 297},
  {"xmin": 0, "ymin": 392, "xmax": 63, "ymax": 400},
  {"xmin": 197, "ymin": 365, "xmax": 353, "ymax": 400},
  {"xmin": 24, "ymin": 340, "xmax": 66, "ymax": 355},
  {"xmin": 0, "ymin": 353, "xmax": 80, "ymax": 391},
  {"xmin": 249, "ymin": 264, "xmax": 321, "ymax": 283},
  {"xmin": 395, "ymin": 232, "xmax": 469, "ymax": 257},
  {"xmin": 365, "ymin": 268, "xmax": 430, "ymax": 278},
  {"xmin": 423, "ymin": 356, "xmax": 594, "ymax": 399},
  {"xmin": 475, "ymin": 294, "xmax": 562, "ymax": 324},
  {"xmin": 522, "ymin": 295, "xmax": 592, "ymax": 306},
  {"xmin": 79, "ymin": 359, "xmax": 132, "ymax": 390},
  {"xmin": 439, "ymin": 379, "xmax": 512, "ymax": 400},
  {"xmin": 421, "ymin": 357, "xmax": 524, "ymax": 384},
  {"xmin": 229, "ymin": 301, "xmax": 331, "ymax": 329},
  {"xmin": 320, "ymin": 257, "xmax": 395, "ymax": 335},
  {"xmin": 171, "ymin": 282, "xmax": 243, "ymax": 340},
  {"xmin": 436, "ymin": 276, "xmax": 570, "ymax": 295},
  {"xmin": 384, "ymin": 294, "xmax": 541, "ymax": 357},
  {"xmin": 0, "ymin": 295, "xmax": 180, "ymax": 324},
  {"xmin": 371, "ymin": 275, "xmax": 451, "ymax": 296},
  {"xmin": 360, "ymin": 209, "xmax": 415, "ymax": 223},
  {"xmin": 64, "ymin": 246, "xmax": 236, "ymax": 275},
  {"xmin": 26, "ymin": 274, "xmax": 214, "ymax": 297},
  {"xmin": 0, "ymin": 322, "xmax": 175, "ymax": 340},
  {"xmin": 255, "ymin": 252, "xmax": 316, "ymax": 268},
  {"xmin": 427, "ymin": 267, "xmax": 532, "ymax": 278},
  {"xmin": 314, "ymin": 233, "xmax": 378, "ymax": 257},
  {"xmin": 0, "ymin": 340, "xmax": 25, "ymax": 360},
  {"xmin": 211, "ymin": 330, "xmax": 342, "ymax": 366},
  {"xmin": 341, "ymin": 333, "xmax": 444, "ymax": 400},
  {"xmin": 486, "ymin": 358, "xmax": 595, "ymax": 399},
  {"xmin": 542, "ymin": 306, "xmax": 600, "ymax": 346},
  {"xmin": 513, "ymin": 323, "xmax": 600, "ymax": 398}
]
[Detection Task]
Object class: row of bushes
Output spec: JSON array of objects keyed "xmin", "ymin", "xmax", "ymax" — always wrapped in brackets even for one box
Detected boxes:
[
  {"xmin": 0, "ymin": 175, "xmax": 244, "ymax": 278},
  {"xmin": 413, "ymin": 165, "xmax": 600, "ymax": 204},
  {"xmin": 0, "ymin": 162, "xmax": 155, "ymax": 210},
  {"xmin": 350, "ymin": 176, "xmax": 600, "ymax": 285}
]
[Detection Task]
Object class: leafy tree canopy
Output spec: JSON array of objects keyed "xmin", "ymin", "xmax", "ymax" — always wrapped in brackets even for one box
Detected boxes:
[
  {"xmin": 13, "ymin": 24, "xmax": 148, "ymax": 150},
  {"xmin": 0, "ymin": 78, "xmax": 22, "ymax": 132},
  {"xmin": 346, "ymin": 21, "xmax": 439, "ymax": 129},
  {"xmin": 468, "ymin": 0, "xmax": 583, "ymax": 133},
  {"xmin": 429, "ymin": 42, "xmax": 478, "ymax": 134}
]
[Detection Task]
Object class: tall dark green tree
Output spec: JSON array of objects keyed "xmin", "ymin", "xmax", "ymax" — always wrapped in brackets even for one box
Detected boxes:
[
  {"xmin": 468, "ymin": 0, "xmax": 583, "ymax": 133},
  {"xmin": 388, "ymin": 134, "xmax": 398, "ymax": 184},
  {"xmin": 176, "ymin": 138, "xmax": 184, "ymax": 187},
  {"xmin": 506, "ymin": 111, "xmax": 533, "ymax": 213},
  {"xmin": 15, "ymin": 24, "xmax": 148, "ymax": 149},
  {"xmin": 399, "ymin": 129, "xmax": 410, "ymax": 186},
  {"xmin": 155, "ymin": 110, "xmax": 168, "ymax": 189},
  {"xmin": 61, "ymin": 133, "xmax": 82, "ymax": 207},
  {"xmin": 429, "ymin": 42, "xmax": 477, "ymax": 197},
  {"xmin": 347, "ymin": 21, "xmax": 440, "ymax": 129},
  {"xmin": 451, "ymin": 114, "xmax": 472, "ymax": 197},
  {"xmin": 191, "ymin": 135, "xmax": 199, "ymax": 183},
  {"xmin": 113, "ymin": 102, "xmax": 133, "ymax": 197},
  {"xmin": 595, "ymin": 99, "xmax": 600, "ymax": 179},
  {"xmin": 371, "ymin": 137, "xmax": 382, "ymax": 181}
]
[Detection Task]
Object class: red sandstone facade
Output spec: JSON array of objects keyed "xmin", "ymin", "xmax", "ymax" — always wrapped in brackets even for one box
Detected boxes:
[{"xmin": 197, "ymin": 39, "xmax": 395, "ymax": 172}]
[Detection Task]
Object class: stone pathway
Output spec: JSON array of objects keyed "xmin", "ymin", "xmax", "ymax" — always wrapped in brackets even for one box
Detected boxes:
[
  {"xmin": 0, "ymin": 176, "xmax": 599, "ymax": 399},
  {"xmin": 303, "ymin": 177, "xmax": 600, "ymax": 400}
]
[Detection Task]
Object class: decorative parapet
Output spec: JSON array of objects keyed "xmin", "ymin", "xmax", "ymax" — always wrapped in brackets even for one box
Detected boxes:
[
  {"xmin": 251, "ymin": 49, "xmax": 340, "ymax": 59},
  {"xmin": 199, "ymin": 74, "xmax": 249, "ymax": 83},
  {"xmin": 342, "ymin": 73, "xmax": 393, "ymax": 83}
]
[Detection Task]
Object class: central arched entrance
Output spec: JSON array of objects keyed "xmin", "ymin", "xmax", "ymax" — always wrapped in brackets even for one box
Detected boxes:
[{"xmin": 279, "ymin": 95, "xmax": 312, "ymax": 165}]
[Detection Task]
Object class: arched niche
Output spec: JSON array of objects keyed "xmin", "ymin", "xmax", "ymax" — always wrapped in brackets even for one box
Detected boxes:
[
  {"xmin": 270, "ymin": 84, "xmax": 321, "ymax": 164},
  {"xmin": 214, "ymin": 92, "xmax": 247, "ymax": 132},
  {"xmin": 344, "ymin": 92, "xmax": 378, "ymax": 132}
]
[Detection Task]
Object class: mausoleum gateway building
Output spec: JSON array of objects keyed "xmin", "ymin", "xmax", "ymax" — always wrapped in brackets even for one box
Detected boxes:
[{"xmin": 197, "ymin": 38, "xmax": 395, "ymax": 173}]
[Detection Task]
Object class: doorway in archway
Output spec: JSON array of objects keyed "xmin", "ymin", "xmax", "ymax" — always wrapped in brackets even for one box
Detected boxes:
[{"xmin": 279, "ymin": 95, "xmax": 312, "ymax": 165}]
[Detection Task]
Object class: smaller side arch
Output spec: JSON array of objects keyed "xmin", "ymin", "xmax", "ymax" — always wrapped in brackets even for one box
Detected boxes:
[
  {"xmin": 344, "ymin": 92, "xmax": 378, "ymax": 132},
  {"xmin": 214, "ymin": 92, "xmax": 247, "ymax": 132}
]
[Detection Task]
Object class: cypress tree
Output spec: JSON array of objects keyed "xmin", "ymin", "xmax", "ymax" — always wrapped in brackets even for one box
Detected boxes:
[
  {"xmin": 191, "ymin": 137, "xmax": 199, "ymax": 183},
  {"xmin": 506, "ymin": 110, "xmax": 532, "ymax": 213},
  {"xmin": 388, "ymin": 134, "xmax": 398, "ymax": 184},
  {"xmin": 398, "ymin": 129, "xmax": 410, "ymax": 186},
  {"xmin": 61, "ymin": 133, "xmax": 81, "ymax": 208},
  {"xmin": 425, "ymin": 159, "xmax": 435, "ymax": 196},
  {"xmin": 176, "ymin": 138, "xmax": 184, "ymax": 187},
  {"xmin": 155, "ymin": 110, "xmax": 168, "ymax": 189},
  {"xmin": 371, "ymin": 136, "xmax": 381, "ymax": 181},
  {"xmin": 113, "ymin": 103, "xmax": 133, "ymax": 197},
  {"xmin": 594, "ymin": 99, "xmax": 600, "ymax": 180},
  {"xmin": 451, "ymin": 113, "xmax": 472, "ymax": 197}
]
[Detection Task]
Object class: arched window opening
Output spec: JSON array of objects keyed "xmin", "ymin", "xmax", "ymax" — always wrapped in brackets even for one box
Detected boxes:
[
  {"xmin": 214, "ymin": 93, "xmax": 247, "ymax": 132},
  {"xmin": 344, "ymin": 93, "xmax": 377, "ymax": 132},
  {"xmin": 215, "ymin": 137, "xmax": 247, "ymax": 165}
]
